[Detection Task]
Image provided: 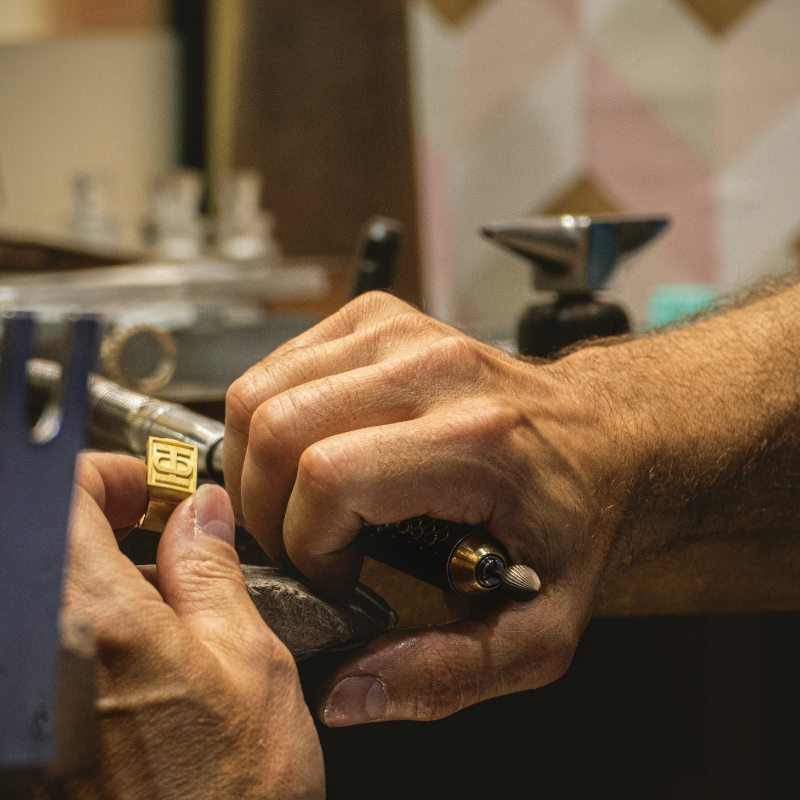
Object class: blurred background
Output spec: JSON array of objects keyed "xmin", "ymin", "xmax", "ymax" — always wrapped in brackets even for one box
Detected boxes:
[
  {"xmin": 3, "ymin": 0, "xmax": 799, "ymax": 341},
  {"xmin": 2, "ymin": 2, "xmax": 799, "ymax": 797}
]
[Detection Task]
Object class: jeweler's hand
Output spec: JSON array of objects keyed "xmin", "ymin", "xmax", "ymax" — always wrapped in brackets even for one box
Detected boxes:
[
  {"xmin": 225, "ymin": 292, "xmax": 628, "ymax": 725},
  {"xmin": 226, "ymin": 282, "xmax": 800, "ymax": 726},
  {"xmin": 63, "ymin": 453, "xmax": 324, "ymax": 799}
]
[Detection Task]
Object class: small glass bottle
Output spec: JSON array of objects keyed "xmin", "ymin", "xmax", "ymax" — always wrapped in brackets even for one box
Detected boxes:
[
  {"xmin": 215, "ymin": 170, "xmax": 279, "ymax": 265},
  {"xmin": 143, "ymin": 169, "xmax": 205, "ymax": 261},
  {"xmin": 67, "ymin": 171, "xmax": 120, "ymax": 250}
]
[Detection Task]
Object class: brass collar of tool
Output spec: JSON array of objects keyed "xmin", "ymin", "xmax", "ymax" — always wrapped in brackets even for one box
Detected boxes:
[{"xmin": 140, "ymin": 436, "xmax": 198, "ymax": 533}]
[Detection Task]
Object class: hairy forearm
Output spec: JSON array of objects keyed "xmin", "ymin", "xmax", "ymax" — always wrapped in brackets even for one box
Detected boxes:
[{"xmin": 555, "ymin": 280, "xmax": 800, "ymax": 564}]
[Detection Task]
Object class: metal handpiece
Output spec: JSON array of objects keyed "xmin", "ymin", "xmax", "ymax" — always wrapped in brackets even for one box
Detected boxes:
[
  {"xmin": 27, "ymin": 360, "xmax": 225, "ymax": 482},
  {"xmin": 357, "ymin": 516, "xmax": 540, "ymax": 602}
]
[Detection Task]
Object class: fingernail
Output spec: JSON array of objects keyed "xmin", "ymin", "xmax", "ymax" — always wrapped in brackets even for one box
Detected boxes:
[
  {"xmin": 193, "ymin": 484, "xmax": 235, "ymax": 546},
  {"xmin": 323, "ymin": 677, "xmax": 386, "ymax": 727}
]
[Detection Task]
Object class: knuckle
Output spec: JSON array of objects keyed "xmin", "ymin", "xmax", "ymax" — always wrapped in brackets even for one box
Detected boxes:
[
  {"xmin": 444, "ymin": 399, "xmax": 526, "ymax": 452},
  {"xmin": 474, "ymin": 399, "xmax": 527, "ymax": 442},
  {"xmin": 348, "ymin": 290, "xmax": 410, "ymax": 318},
  {"xmin": 411, "ymin": 644, "xmax": 478, "ymax": 720},
  {"xmin": 176, "ymin": 550, "xmax": 240, "ymax": 589},
  {"xmin": 368, "ymin": 312, "xmax": 451, "ymax": 354},
  {"xmin": 381, "ymin": 310, "xmax": 432, "ymax": 340},
  {"xmin": 250, "ymin": 394, "xmax": 301, "ymax": 454},
  {"xmin": 226, "ymin": 372, "xmax": 263, "ymax": 435},
  {"xmin": 296, "ymin": 443, "xmax": 345, "ymax": 502},
  {"xmin": 427, "ymin": 335, "xmax": 482, "ymax": 376}
]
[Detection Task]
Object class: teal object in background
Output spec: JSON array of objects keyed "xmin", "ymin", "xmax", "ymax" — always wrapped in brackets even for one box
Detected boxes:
[{"xmin": 647, "ymin": 285, "xmax": 718, "ymax": 329}]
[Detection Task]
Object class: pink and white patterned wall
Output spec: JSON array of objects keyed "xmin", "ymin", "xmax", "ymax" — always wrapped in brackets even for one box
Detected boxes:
[{"xmin": 408, "ymin": 0, "xmax": 800, "ymax": 334}]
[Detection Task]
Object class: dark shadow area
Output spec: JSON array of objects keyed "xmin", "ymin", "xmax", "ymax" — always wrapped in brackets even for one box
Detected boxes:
[{"xmin": 299, "ymin": 616, "xmax": 708, "ymax": 799}]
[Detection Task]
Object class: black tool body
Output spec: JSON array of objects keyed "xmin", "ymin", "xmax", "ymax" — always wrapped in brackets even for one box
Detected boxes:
[
  {"xmin": 357, "ymin": 516, "xmax": 476, "ymax": 593},
  {"xmin": 357, "ymin": 516, "xmax": 540, "ymax": 602}
]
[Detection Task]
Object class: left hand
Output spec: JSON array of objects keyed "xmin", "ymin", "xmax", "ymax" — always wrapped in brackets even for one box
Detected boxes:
[{"xmin": 63, "ymin": 453, "xmax": 324, "ymax": 799}]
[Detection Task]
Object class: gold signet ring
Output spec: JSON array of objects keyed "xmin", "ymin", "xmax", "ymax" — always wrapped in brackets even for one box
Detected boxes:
[{"xmin": 139, "ymin": 436, "xmax": 199, "ymax": 533}]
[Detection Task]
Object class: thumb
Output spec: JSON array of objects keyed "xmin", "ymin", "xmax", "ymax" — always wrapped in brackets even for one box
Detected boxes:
[
  {"xmin": 156, "ymin": 483, "xmax": 277, "ymax": 665},
  {"xmin": 317, "ymin": 593, "xmax": 581, "ymax": 726}
]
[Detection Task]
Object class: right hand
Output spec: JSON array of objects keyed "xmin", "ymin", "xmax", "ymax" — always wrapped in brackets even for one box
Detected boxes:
[{"xmin": 224, "ymin": 293, "xmax": 634, "ymax": 726}]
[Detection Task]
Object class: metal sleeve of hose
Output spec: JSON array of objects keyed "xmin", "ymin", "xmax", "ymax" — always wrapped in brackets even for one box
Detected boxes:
[
  {"xmin": 27, "ymin": 359, "xmax": 225, "ymax": 479},
  {"xmin": 28, "ymin": 359, "xmax": 149, "ymax": 451}
]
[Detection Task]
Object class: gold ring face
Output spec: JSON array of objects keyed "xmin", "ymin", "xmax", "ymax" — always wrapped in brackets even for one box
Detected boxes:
[{"xmin": 139, "ymin": 437, "xmax": 198, "ymax": 532}]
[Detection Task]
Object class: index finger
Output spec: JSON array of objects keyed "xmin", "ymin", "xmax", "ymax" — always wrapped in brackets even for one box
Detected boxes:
[
  {"xmin": 223, "ymin": 292, "xmax": 427, "ymax": 523},
  {"xmin": 66, "ymin": 453, "xmax": 154, "ymax": 608},
  {"xmin": 74, "ymin": 452, "xmax": 148, "ymax": 530}
]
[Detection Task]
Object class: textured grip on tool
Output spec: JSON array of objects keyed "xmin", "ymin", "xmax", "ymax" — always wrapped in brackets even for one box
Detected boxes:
[
  {"xmin": 28, "ymin": 359, "xmax": 149, "ymax": 450},
  {"xmin": 86, "ymin": 375, "xmax": 150, "ymax": 447},
  {"xmin": 27, "ymin": 360, "xmax": 225, "ymax": 478},
  {"xmin": 500, "ymin": 564, "xmax": 541, "ymax": 602},
  {"xmin": 357, "ymin": 516, "xmax": 479, "ymax": 594}
]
